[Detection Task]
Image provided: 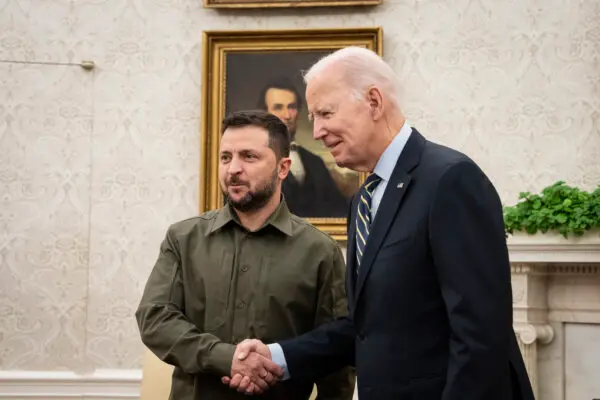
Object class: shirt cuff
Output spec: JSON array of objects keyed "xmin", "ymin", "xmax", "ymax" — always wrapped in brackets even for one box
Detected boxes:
[
  {"xmin": 206, "ymin": 342, "xmax": 236, "ymax": 376},
  {"xmin": 268, "ymin": 343, "xmax": 291, "ymax": 381}
]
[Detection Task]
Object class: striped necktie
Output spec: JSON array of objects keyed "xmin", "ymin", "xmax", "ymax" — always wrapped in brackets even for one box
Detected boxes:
[{"xmin": 355, "ymin": 173, "xmax": 381, "ymax": 269}]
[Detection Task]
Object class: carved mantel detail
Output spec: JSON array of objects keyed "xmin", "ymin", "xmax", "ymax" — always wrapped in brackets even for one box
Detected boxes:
[
  {"xmin": 545, "ymin": 264, "xmax": 600, "ymax": 275},
  {"xmin": 511, "ymin": 263, "xmax": 600, "ymax": 276},
  {"xmin": 513, "ymin": 323, "xmax": 554, "ymax": 399},
  {"xmin": 507, "ymin": 231, "xmax": 600, "ymax": 399},
  {"xmin": 513, "ymin": 322, "xmax": 554, "ymax": 346}
]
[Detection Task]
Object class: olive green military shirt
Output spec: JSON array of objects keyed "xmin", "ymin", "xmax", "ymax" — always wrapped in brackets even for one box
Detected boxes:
[{"xmin": 135, "ymin": 199, "xmax": 355, "ymax": 400}]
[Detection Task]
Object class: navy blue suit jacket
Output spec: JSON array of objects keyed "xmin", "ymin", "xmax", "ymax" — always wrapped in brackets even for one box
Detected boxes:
[{"xmin": 279, "ymin": 129, "xmax": 534, "ymax": 400}]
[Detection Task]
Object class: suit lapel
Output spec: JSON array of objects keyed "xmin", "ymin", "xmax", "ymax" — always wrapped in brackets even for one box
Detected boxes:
[
  {"xmin": 346, "ymin": 195, "xmax": 359, "ymax": 309},
  {"xmin": 353, "ymin": 129, "xmax": 426, "ymax": 304}
]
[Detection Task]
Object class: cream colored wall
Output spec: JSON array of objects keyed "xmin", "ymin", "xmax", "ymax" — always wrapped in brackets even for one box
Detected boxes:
[{"xmin": 1, "ymin": 0, "xmax": 599, "ymax": 373}]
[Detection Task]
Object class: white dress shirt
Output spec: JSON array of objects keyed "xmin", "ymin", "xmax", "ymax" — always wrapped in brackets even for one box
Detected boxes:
[{"xmin": 370, "ymin": 120, "xmax": 412, "ymax": 219}]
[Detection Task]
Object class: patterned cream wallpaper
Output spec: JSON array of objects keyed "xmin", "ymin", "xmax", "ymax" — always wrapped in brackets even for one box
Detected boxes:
[{"xmin": 0, "ymin": 0, "xmax": 599, "ymax": 372}]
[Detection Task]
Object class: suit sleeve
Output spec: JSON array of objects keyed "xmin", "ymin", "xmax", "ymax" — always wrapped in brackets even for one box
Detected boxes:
[
  {"xmin": 134, "ymin": 228, "xmax": 235, "ymax": 376},
  {"xmin": 278, "ymin": 207, "xmax": 356, "ymax": 384},
  {"xmin": 312, "ymin": 241, "xmax": 356, "ymax": 400},
  {"xmin": 429, "ymin": 160, "xmax": 513, "ymax": 400},
  {"xmin": 278, "ymin": 298, "xmax": 355, "ymax": 384}
]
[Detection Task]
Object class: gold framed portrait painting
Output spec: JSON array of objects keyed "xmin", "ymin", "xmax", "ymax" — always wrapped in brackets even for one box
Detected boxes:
[
  {"xmin": 204, "ymin": 0, "xmax": 380, "ymax": 9},
  {"xmin": 200, "ymin": 28, "xmax": 383, "ymax": 241}
]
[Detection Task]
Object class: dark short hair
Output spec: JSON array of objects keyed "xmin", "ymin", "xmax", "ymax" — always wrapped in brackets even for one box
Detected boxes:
[
  {"xmin": 221, "ymin": 110, "xmax": 290, "ymax": 159},
  {"xmin": 256, "ymin": 78, "xmax": 303, "ymax": 111}
]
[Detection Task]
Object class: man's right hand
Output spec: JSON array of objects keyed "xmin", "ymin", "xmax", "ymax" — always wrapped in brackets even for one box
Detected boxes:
[{"xmin": 226, "ymin": 339, "xmax": 282, "ymax": 395}]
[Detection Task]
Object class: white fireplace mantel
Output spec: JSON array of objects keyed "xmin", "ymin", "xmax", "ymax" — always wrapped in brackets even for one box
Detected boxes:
[
  {"xmin": 507, "ymin": 230, "xmax": 600, "ymax": 264},
  {"xmin": 506, "ymin": 229, "xmax": 600, "ymax": 400}
]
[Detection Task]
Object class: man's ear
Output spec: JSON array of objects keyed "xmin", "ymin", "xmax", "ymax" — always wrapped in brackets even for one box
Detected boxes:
[
  {"xmin": 278, "ymin": 157, "xmax": 291, "ymax": 180},
  {"xmin": 367, "ymin": 86, "xmax": 384, "ymax": 120}
]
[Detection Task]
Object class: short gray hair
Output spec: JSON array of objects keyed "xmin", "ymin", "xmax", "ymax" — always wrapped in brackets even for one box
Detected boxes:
[{"xmin": 302, "ymin": 46, "xmax": 401, "ymax": 106}]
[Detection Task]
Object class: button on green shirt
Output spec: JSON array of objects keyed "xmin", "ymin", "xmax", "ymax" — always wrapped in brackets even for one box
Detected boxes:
[{"xmin": 135, "ymin": 199, "xmax": 355, "ymax": 400}]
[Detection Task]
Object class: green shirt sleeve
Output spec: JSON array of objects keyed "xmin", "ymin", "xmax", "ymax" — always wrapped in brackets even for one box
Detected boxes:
[
  {"xmin": 313, "ymin": 240, "xmax": 356, "ymax": 400},
  {"xmin": 134, "ymin": 227, "xmax": 235, "ymax": 376}
]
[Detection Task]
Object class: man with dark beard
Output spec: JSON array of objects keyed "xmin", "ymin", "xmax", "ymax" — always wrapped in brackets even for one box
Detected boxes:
[{"xmin": 135, "ymin": 110, "xmax": 355, "ymax": 400}]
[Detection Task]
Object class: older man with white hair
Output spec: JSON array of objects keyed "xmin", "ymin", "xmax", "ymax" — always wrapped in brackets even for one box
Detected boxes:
[{"xmin": 224, "ymin": 46, "xmax": 535, "ymax": 400}]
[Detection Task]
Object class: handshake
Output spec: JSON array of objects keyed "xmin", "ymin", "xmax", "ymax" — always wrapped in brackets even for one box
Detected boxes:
[{"xmin": 222, "ymin": 339, "xmax": 284, "ymax": 395}]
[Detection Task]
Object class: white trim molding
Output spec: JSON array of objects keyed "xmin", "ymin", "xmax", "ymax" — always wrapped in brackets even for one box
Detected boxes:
[
  {"xmin": 0, "ymin": 369, "xmax": 142, "ymax": 400},
  {"xmin": 507, "ymin": 229, "xmax": 600, "ymax": 263}
]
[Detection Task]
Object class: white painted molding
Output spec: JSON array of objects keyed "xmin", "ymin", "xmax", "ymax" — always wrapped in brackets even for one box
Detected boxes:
[
  {"xmin": 507, "ymin": 229, "xmax": 600, "ymax": 263},
  {"xmin": 511, "ymin": 263, "xmax": 600, "ymax": 275},
  {"xmin": 0, "ymin": 369, "xmax": 142, "ymax": 399},
  {"xmin": 513, "ymin": 322, "xmax": 555, "ymax": 345}
]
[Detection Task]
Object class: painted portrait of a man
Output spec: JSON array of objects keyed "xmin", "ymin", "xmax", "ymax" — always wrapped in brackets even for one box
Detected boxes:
[{"xmin": 225, "ymin": 51, "xmax": 360, "ymax": 219}]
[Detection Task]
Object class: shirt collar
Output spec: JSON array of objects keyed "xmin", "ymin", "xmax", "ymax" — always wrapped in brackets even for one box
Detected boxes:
[
  {"xmin": 373, "ymin": 120, "xmax": 412, "ymax": 182},
  {"xmin": 209, "ymin": 196, "xmax": 293, "ymax": 236}
]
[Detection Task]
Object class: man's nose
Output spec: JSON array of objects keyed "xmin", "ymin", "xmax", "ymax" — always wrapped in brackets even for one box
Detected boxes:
[
  {"xmin": 228, "ymin": 157, "xmax": 243, "ymax": 174},
  {"xmin": 313, "ymin": 119, "xmax": 325, "ymax": 140}
]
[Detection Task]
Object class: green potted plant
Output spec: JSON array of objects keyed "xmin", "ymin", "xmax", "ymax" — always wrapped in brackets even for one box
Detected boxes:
[{"xmin": 503, "ymin": 181, "xmax": 600, "ymax": 241}]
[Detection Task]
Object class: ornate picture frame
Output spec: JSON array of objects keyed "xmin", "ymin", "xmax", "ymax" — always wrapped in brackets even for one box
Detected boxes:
[
  {"xmin": 200, "ymin": 28, "xmax": 383, "ymax": 241},
  {"xmin": 203, "ymin": 0, "xmax": 380, "ymax": 9}
]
